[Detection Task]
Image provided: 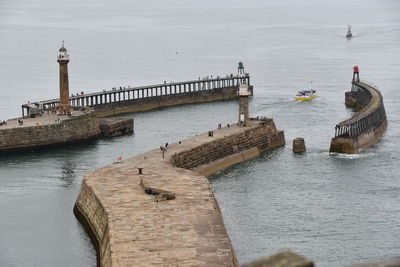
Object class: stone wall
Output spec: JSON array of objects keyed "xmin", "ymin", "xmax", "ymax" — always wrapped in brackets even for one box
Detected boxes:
[
  {"xmin": 93, "ymin": 86, "xmax": 239, "ymax": 117},
  {"xmin": 74, "ymin": 120, "xmax": 285, "ymax": 267},
  {"xmin": 330, "ymin": 82, "xmax": 387, "ymax": 154},
  {"xmin": 0, "ymin": 111, "xmax": 100, "ymax": 152},
  {"xmin": 171, "ymin": 118, "xmax": 285, "ymax": 170},
  {"xmin": 345, "ymin": 90, "xmax": 371, "ymax": 109},
  {"xmin": 74, "ymin": 181, "xmax": 112, "ymax": 267},
  {"xmin": 97, "ymin": 117, "xmax": 134, "ymax": 137}
]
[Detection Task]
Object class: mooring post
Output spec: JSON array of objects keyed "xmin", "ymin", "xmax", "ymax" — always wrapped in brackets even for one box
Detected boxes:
[{"xmin": 293, "ymin": 138, "xmax": 306, "ymax": 153}]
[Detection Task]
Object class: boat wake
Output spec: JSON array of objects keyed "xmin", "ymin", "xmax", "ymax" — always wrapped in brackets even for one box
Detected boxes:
[{"xmin": 329, "ymin": 151, "xmax": 376, "ymax": 159}]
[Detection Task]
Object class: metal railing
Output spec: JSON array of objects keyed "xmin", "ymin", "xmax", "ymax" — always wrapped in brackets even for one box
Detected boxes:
[
  {"xmin": 35, "ymin": 75, "xmax": 250, "ymax": 108},
  {"xmin": 334, "ymin": 81, "xmax": 386, "ymax": 138}
]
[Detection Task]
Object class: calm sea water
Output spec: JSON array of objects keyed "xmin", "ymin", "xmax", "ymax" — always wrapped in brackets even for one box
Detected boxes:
[{"xmin": 1, "ymin": 0, "xmax": 400, "ymax": 266}]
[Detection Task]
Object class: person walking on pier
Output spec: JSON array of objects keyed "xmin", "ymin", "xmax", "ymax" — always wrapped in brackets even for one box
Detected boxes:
[{"xmin": 160, "ymin": 145, "xmax": 166, "ymax": 158}]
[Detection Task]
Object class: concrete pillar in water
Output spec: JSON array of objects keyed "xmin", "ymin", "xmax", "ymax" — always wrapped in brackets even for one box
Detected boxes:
[
  {"xmin": 293, "ymin": 137, "xmax": 306, "ymax": 153},
  {"xmin": 238, "ymin": 83, "xmax": 251, "ymax": 127},
  {"xmin": 57, "ymin": 41, "xmax": 70, "ymax": 108}
]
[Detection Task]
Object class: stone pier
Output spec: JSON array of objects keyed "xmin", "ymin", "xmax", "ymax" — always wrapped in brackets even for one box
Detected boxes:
[
  {"xmin": 27, "ymin": 75, "xmax": 252, "ymax": 117},
  {"xmin": 329, "ymin": 81, "xmax": 387, "ymax": 154},
  {"xmin": 74, "ymin": 118, "xmax": 285, "ymax": 266},
  {"xmin": 0, "ymin": 108, "xmax": 100, "ymax": 153}
]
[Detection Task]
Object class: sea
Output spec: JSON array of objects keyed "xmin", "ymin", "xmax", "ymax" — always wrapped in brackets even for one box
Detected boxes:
[{"xmin": 0, "ymin": 0, "xmax": 399, "ymax": 266}]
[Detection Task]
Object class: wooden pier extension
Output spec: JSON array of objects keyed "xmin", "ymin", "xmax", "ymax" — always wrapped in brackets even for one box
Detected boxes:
[{"xmin": 24, "ymin": 75, "xmax": 252, "ymax": 117}]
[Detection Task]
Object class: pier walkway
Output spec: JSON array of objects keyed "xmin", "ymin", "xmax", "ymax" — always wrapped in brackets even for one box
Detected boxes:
[
  {"xmin": 74, "ymin": 119, "xmax": 285, "ymax": 266},
  {"xmin": 0, "ymin": 110, "xmax": 86, "ymax": 129},
  {"xmin": 23, "ymin": 75, "xmax": 251, "ymax": 117}
]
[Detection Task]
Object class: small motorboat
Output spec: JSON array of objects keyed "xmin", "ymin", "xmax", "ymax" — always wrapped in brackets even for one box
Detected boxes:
[
  {"xmin": 346, "ymin": 25, "xmax": 352, "ymax": 38},
  {"xmin": 295, "ymin": 88, "xmax": 317, "ymax": 101}
]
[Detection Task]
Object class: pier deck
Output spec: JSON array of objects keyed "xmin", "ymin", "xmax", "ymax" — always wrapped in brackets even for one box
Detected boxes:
[
  {"xmin": 0, "ymin": 110, "xmax": 86, "ymax": 129},
  {"xmin": 74, "ymin": 120, "xmax": 285, "ymax": 266},
  {"xmin": 22, "ymin": 75, "xmax": 251, "ymax": 117},
  {"xmin": 0, "ymin": 108, "xmax": 100, "ymax": 153}
]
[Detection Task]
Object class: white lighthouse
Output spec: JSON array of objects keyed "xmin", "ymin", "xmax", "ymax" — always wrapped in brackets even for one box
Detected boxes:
[{"xmin": 238, "ymin": 83, "xmax": 251, "ymax": 127}]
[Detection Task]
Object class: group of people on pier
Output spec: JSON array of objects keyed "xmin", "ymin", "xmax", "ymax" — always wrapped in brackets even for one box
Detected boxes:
[{"xmin": 71, "ymin": 91, "xmax": 86, "ymax": 97}]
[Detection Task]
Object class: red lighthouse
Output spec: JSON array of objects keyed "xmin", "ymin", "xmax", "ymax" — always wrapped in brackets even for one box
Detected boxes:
[{"xmin": 352, "ymin": 66, "xmax": 360, "ymax": 83}]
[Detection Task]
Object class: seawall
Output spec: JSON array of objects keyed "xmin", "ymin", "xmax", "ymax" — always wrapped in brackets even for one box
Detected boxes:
[
  {"xmin": 93, "ymin": 86, "xmax": 244, "ymax": 117},
  {"xmin": 329, "ymin": 81, "xmax": 387, "ymax": 154},
  {"xmin": 74, "ymin": 118, "xmax": 285, "ymax": 266},
  {"xmin": 0, "ymin": 110, "xmax": 100, "ymax": 152}
]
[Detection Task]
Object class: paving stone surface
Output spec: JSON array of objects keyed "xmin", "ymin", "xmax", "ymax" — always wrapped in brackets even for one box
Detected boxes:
[
  {"xmin": 0, "ymin": 110, "xmax": 86, "ymax": 129},
  {"xmin": 82, "ymin": 122, "xmax": 265, "ymax": 266}
]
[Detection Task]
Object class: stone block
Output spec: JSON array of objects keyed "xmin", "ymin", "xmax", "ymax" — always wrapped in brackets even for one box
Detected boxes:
[
  {"xmin": 242, "ymin": 252, "xmax": 314, "ymax": 267},
  {"xmin": 293, "ymin": 138, "xmax": 306, "ymax": 153}
]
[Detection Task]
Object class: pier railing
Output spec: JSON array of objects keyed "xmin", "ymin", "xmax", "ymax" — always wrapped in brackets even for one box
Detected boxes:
[
  {"xmin": 334, "ymin": 81, "xmax": 386, "ymax": 138},
  {"xmin": 29, "ymin": 75, "xmax": 250, "ymax": 111}
]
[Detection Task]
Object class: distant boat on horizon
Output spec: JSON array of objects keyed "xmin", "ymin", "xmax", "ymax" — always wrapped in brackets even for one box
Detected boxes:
[{"xmin": 346, "ymin": 25, "xmax": 352, "ymax": 38}]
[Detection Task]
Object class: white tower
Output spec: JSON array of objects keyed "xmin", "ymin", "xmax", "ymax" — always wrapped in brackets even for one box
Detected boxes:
[{"xmin": 238, "ymin": 83, "xmax": 251, "ymax": 127}]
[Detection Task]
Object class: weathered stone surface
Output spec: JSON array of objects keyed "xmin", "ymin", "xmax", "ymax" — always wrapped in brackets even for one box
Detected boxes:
[
  {"xmin": 59, "ymin": 61, "xmax": 70, "ymax": 107},
  {"xmin": 242, "ymin": 252, "xmax": 314, "ymax": 267},
  {"xmin": 171, "ymin": 119, "xmax": 285, "ymax": 170},
  {"xmin": 74, "ymin": 120, "xmax": 285, "ymax": 267},
  {"xmin": 98, "ymin": 117, "xmax": 133, "ymax": 137},
  {"xmin": 139, "ymin": 177, "xmax": 176, "ymax": 202},
  {"xmin": 293, "ymin": 137, "xmax": 306, "ymax": 153},
  {"xmin": 0, "ymin": 109, "xmax": 100, "ymax": 152}
]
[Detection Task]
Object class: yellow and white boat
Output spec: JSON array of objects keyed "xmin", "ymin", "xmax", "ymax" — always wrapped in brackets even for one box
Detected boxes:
[{"xmin": 295, "ymin": 88, "xmax": 317, "ymax": 101}]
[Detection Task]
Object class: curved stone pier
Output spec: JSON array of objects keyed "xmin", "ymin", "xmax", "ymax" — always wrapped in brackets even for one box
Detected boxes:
[
  {"xmin": 74, "ymin": 119, "xmax": 285, "ymax": 266},
  {"xmin": 329, "ymin": 81, "xmax": 387, "ymax": 154}
]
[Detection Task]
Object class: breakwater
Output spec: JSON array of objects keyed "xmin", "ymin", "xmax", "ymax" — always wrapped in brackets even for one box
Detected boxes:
[
  {"xmin": 74, "ymin": 118, "xmax": 285, "ymax": 266},
  {"xmin": 27, "ymin": 75, "xmax": 252, "ymax": 117},
  {"xmin": 5, "ymin": 75, "xmax": 251, "ymax": 152},
  {"xmin": 329, "ymin": 81, "xmax": 387, "ymax": 154},
  {"xmin": 0, "ymin": 109, "xmax": 100, "ymax": 153}
]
